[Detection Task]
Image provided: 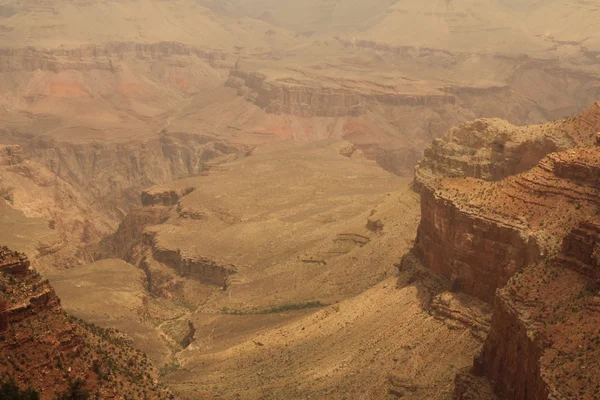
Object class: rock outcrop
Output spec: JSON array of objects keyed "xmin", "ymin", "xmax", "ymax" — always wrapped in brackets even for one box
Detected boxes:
[
  {"xmin": 412, "ymin": 104, "xmax": 600, "ymax": 302},
  {"xmin": 0, "ymin": 145, "xmax": 24, "ymax": 166},
  {"xmin": 145, "ymin": 231, "xmax": 237, "ymax": 287},
  {"xmin": 410, "ymin": 106, "xmax": 600, "ymax": 399},
  {"xmin": 414, "ymin": 148, "xmax": 600, "ymax": 302},
  {"xmin": 0, "ymin": 247, "xmax": 172, "ymax": 399},
  {"xmin": 0, "ymin": 42, "xmax": 234, "ymax": 73},
  {"xmin": 457, "ymin": 217, "xmax": 600, "ymax": 400},
  {"xmin": 227, "ymin": 69, "xmax": 456, "ymax": 117},
  {"xmin": 141, "ymin": 185, "xmax": 197, "ymax": 207},
  {"xmin": 414, "ymin": 101, "xmax": 600, "ymax": 190}
]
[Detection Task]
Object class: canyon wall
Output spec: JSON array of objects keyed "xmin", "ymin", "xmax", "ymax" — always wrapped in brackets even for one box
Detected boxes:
[
  {"xmin": 7, "ymin": 131, "xmax": 250, "ymax": 220},
  {"xmin": 414, "ymin": 183, "xmax": 541, "ymax": 302},
  {"xmin": 415, "ymin": 147, "xmax": 600, "ymax": 303},
  {"xmin": 0, "ymin": 42, "xmax": 235, "ymax": 73},
  {"xmin": 458, "ymin": 216, "xmax": 600, "ymax": 400},
  {"xmin": 0, "ymin": 246, "xmax": 172, "ymax": 399},
  {"xmin": 412, "ymin": 103, "xmax": 600, "ymax": 303},
  {"xmin": 227, "ymin": 69, "xmax": 456, "ymax": 117},
  {"xmin": 409, "ymin": 106, "xmax": 600, "ymax": 398}
]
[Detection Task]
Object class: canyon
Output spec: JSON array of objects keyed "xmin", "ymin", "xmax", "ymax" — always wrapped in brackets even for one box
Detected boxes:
[{"xmin": 0, "ymin": 0, "xmax": 599, "ymax": 399}]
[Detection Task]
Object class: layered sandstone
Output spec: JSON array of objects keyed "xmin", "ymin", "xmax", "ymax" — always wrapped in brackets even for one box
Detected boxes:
[
  {"xmin": 0, "ymin": 247, "xmax": 172, "ymax": 399},
  {"xmin": 0, "ymin": 42, "xmax": 234, "ymax": 73},
  {"xmin": 227, "ymin": 69, "xmax": 456, "ymax": 118},
  {"xmin": 457, "ymin": 217, "xmax": 600, "ymax": 400},
  {"xmin": 415, "ymin": 148, "xmax": 600, "ymax": 302},
  {"xmin": 411, "ymin": 110, "xmax": 600, "ymax": 398},
  {"xmin": 414, "ymin": 101, "xmax": 600, "ymax": 190},
  {"xmin": 144, "ymin": 228, "xmax": 237, "ymax": 287},
  {"xmin": 412, "ymin": 105, "xmax": 600, "ymax": 302}
]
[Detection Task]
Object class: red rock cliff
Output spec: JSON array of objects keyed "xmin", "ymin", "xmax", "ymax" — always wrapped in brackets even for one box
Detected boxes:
[
  {"xmin": 412, "ymin": 105, "xmax": 600, "ymax": 303},
  {"xmin": 0, "ymin": 247, "xmax": 172, "ymax": 399},
  {"xmin": 457, "ymin": 216, "xmax": 600, "ymax": 400}
]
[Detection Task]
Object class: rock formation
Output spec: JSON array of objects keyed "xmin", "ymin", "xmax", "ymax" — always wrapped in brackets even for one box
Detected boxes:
[
  {"xmin": 409, "ymin": 105, "xmax": 600, "ymax": 399},
  {"xmin": 456, "ymin": 216, "xmax": 600, "ymax": 400},
  {"xmin": 227, "ymin": 69, "xmax": 456, "ymax": 118},
  {"xmin": 412, "ymin": 103, "xmax": 600, "ymax": 302},
  {"xmin": 415, "ymin": 101, "xmax": 600, "ymax": 190},
  {"xmin": 0, "ymin": 247, "xmax": 172, "ymax": 399},
  {"xmin": 0, "ymin": 145, "xmax": 24, "ymax": 166}
]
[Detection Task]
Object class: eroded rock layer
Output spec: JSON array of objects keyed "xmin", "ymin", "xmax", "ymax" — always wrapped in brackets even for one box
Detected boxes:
[
  {"xmin": 411, "ymin": 110, "xmax": 600, "ymax": 399},
  {"xmin": 457, "ymin": 217, "xmax": 600, "ymax": 400},
  {"xmin": 415, "ymin": 101, "xmax": 600, "ymax": 190},
  {"xmin": 412, "ymin": 104, "xmax": 600, "ymax": 302},
  {"xmin": 0, "ymin": 247, "xmax": 172, "ymax": 399}
]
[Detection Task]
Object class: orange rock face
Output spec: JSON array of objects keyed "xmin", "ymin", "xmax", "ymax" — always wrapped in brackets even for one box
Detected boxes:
[
  {"xmin": 460, "ymin": 217, "xmax": 600, "ymax": 400},
  {"xmin": 411, "ymin": 110, "xmax": 600, "ymax": 399},
  {"xmin": 412, "ymin": 105, "xmax": 600, "ymax": 303},
  {"xmin": 0, "ymin": 247, "xmax": 172, "ymax": 399},
  {"xmin": 414, "ymin": 148, "xmax": 600, "ymax": 302}
]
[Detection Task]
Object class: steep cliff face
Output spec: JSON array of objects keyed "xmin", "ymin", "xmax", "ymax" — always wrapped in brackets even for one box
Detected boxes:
[
  {"xmin": 415, "ymin": 183, "xmax": 541, "ymax": 302},
  {"xmin": 412, "ymin": 105, "xmax": 600, "ymax": 302},
  {"xmin": 410, "ymin": 112, "xmax": 600, "ymax": 398},
  {"xmin": 457, "ymin": 217, "xmax": 600, "ymax": 400},
  {"xmin": 227, "ymin": 70, "xmax": 456, "ymax": 117},
  {"xmin": 10, "ymin": 131, "xmax": 250, "ymax": 219},
  {"xmin": 145, "ymin": 229, "xmax": 237, "ymax": 287},
  {"xmin": 0, "ymin": 247, "xmax": 172, "ymax": 399},
  {"xmin": 0, "ymin": 42, "xmax": 234, "ymax": 73},
  {"xmin": 0, "ymin": 144, "xmax": 117, "ymax": 269},
  {"xmin": 414, "ymin": 146, "xmax": 600, "ymax": 302}
]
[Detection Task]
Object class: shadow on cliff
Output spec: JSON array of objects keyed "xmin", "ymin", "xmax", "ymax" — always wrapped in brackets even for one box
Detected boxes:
[{"xmin": 394, "ymin": 251, "xmax": 449, "ymax": 310}]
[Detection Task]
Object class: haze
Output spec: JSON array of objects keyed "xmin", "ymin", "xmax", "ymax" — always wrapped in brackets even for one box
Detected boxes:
[{"xmin": 0, "ymin": 1, "xmax": 599, "ymax": 399}]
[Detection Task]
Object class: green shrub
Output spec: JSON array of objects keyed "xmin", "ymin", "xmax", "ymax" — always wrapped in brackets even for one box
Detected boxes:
[
  {"xmin": 0, "ymin": 377, "xmax": 40, "ymax": 400},
  {"xmin": 56, "ymin": 378, "xmax": 90, "ymax": 400}
]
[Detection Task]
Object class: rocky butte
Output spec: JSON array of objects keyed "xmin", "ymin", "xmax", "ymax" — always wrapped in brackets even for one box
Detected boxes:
[{"xmin": 408, "ymin": 103, "xmax": 600, "ymax": 399}]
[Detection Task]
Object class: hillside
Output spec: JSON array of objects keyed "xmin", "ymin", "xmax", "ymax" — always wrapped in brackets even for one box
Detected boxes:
[{"xmin": 0, "ymin": 247, "xmax": 172, "ymax": 399}]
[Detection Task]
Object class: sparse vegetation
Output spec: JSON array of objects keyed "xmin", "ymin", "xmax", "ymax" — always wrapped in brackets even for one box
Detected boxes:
[
  {"xmin": 0, "ymin": 377, "xmax": 39, "ymax": 400},
  {"xmin": 56, "ymin": 379, "xmax": 90, "ymax": 400},
  {"xmin": 220, "ymin": 301, "xmax": 327, "ymax": 315}
]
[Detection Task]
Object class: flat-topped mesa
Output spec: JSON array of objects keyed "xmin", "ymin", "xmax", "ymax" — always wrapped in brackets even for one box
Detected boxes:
[
  {"xmin": 227, "ymin": 70, "xmax": 455, "ymax": 118},
  {"xmin": 414, "ymin": 145, "xmax": 600, "ymax": 303},
  {"xmin": 414, "ymin": 102, "xmax": 600, "ymax": 191},
  {"xmin": 0, "ymin": 145, "xmax": 24, "ymax": 166}
]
